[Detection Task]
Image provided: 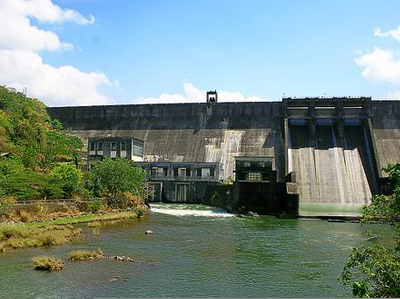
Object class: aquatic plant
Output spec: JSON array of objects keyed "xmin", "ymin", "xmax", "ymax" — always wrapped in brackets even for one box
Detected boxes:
[
  {"xmin": 32, "ymin": 256, "xmax": 64, "ymax": 271},
  {"xmin": 68, "ymin": 248, "xmax": 104, "ymax": 261},
  {"xmin": 87, "ymin": 221, "xmax": 101, "ymax": 228}
]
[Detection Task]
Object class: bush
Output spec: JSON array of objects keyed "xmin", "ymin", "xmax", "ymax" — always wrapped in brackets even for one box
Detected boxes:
[
  {"xmin": 49, "ymin": 164, "xmax": 83, "ymax": 198},
  {"xmin": 117, "ymin": 192, "xmax": 144, "ymax": 209},
  {"xmin": 340, "ymin": 163, "xmax": 400, "ymax": 297},
  {"xmin": 0, "ymin": 197, "xmax": 10, "ymax": 218},
  {"xmin": 18, "ymin": 210, "xmax": 30, "ymax": 223},
  {"xmin": 0, "ymin": 158, "xmax": 46, "ymax": 200},
  {"xmin": 0, "ymin": 225, "xmax": 29, "ymax": 240},
  {"xmin": 68, "ymin": 248, "xmax": 104, "ymax": 261},
  {"xmin": 32, "ymin": 256, "xmax": 64, "ymax": 271},
  {"xmin": 87, "ymin": 198, "xmax": 104, "ymax": 212},
  {"xmin": 87, "ymin": 158, "xmax": 145, "ymax": 206}
]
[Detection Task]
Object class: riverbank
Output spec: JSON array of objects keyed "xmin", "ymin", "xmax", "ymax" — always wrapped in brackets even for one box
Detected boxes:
[{"xmin": 0, "ymin": 207, "xmax": 147, "ymax": 252}]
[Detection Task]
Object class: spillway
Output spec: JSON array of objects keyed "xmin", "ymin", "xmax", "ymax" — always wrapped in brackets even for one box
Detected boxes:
[{"xmin": 288, "ymin": 124, "xmax": 374, "ymax": 217}]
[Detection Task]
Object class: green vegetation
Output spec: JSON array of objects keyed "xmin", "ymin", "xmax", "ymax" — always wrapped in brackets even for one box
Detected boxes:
[
  {"xmin": 87, "ymin": 221, "xmax": 101, "ymax": 228},
  {"xmin": 0, "ymin": 86, "xmax": 83, "ymax": 202},
  {"xmin": 0, "ymin": 224, "xmax": 82, "ymax": 251},
  {"xmin": 87, "ymin": 158, "xmax": 146, "ymax": 207},
  {"xmin": 28, "ymin": 209, "xmax": 145, "ymax": 228},
  {"xmin": 68, "ymin": 248, "xmax": 104, "ymax": 261},
  {"xmin": 32, "ymin": 256, "xmax": 64, "ymax": 271},
  {"xmin": 0, "ymin": 86, "xmax": 147, "ymax": 215},
  {"xmin": 0, "ymin": 86, "xmax": 147, "ymax": 252},
  {"xmin": 48, "ymin": 164, "xmax": 84, "ymax": 199},
  {"xmin": 340, "ymin": 163, "xmax": 400, "ymax": 298}
]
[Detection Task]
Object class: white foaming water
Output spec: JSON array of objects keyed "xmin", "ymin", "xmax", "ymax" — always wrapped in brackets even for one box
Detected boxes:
[{"xmin": 150, "ymin": 203, "xmax": 235, "ymax": 218}]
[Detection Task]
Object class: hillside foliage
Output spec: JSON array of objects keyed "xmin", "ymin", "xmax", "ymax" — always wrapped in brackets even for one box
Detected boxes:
[
  {"xmin": 0, "ymin": 86, "xmax": 84, "ymax": 203},
  {"xmin": 0, "ymin": 86, "xmax": 83, "ymax": 170},
  {"xmin": 0, "ymin": 86, "xmax": 146, "ymax": 214},
  {"xmin": 340, "ymin": 163, "xmax": 400, "ymax": 298}
]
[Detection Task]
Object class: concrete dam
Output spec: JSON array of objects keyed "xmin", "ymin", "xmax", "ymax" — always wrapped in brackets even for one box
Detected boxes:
[{"xmin": 48, "ymin": 96, "xmax": 400, "ymax": 217}]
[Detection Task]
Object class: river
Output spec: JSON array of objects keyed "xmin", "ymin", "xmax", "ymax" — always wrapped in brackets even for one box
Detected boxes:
[{"xmin": 0, "ymin": 204, "xmax": 380, "ymax": 298}]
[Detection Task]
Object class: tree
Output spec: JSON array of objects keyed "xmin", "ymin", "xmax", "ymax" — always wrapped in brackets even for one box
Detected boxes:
[
  {"xmin": 49, "ymin": 164, "xmax": 83, "ymax": 198},
  {"xmin": 340, "ymin": 163, "xmax": 400, "ymax": 298},
  {"xmin": 87, "ymin": 158, "xmax": 145, "ymax": 207},
  {"xmin": 0, "ymin": 86, "xmax": 84, "ymax": 202},
  {"xmin": 0, "ymin": 86, "xmax": 83, "ymax": 171}
]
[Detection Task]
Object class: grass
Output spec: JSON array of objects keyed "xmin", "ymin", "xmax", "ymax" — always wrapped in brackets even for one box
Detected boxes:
[
  {"xmin": 68, "ymin": 248, "xmax": 104, "ymax": 261},
  {"xmin": 0, "ymin": 207, "xmax": 147, "ymax": 251},
  {"xmin": 0, "ymin": 224, "xmax": 82, "ymax": 251},
  {"xmin": 32, "ymin": 256, "xmax": 64, "ymax": 271},
  {"xmin": 27, "ymin": 209, "xmax": 145, "ymax": 228},
  {"xmin": 87, "ymin": 221, "xmax": 101, "ymax": 228},
  {"xmin": 18, "ymin": 210, "xmax": 30, "ymax": 223}
]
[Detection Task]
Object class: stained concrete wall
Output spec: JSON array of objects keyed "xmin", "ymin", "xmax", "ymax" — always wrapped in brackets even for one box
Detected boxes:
[
  {"xmin": 48, "ymin": 100, "xmax": 400, "ymax": 216},
  {"xmin": 370, "ymin": 101, "xmax": 400, "ymax": 177},
  {"xmin": 48, "ymin": 102, "xmax": 285, "ymax": 181},
  {"xmin": 288, "ymin": 125, "xmax": 372, "ymax": 216}
]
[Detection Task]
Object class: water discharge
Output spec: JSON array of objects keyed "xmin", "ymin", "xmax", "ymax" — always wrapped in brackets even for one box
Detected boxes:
[
  {"xmin": 150, "ymin": 203, "xmax": 235, "ymax": 217},
  {"xmin": 288, "ymin": 125, "xmax": 373, "ymax": 217}
]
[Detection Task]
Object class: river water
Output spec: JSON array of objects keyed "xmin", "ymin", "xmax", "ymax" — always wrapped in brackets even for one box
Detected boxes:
[{"xmin": 0, "ymin": 204, "xmax": 379, "ymax": 298}]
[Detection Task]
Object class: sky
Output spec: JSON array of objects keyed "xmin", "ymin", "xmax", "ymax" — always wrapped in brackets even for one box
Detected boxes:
[{"xmin": 1, "ymin": 0, "xmax": 400, "ymax": 106}]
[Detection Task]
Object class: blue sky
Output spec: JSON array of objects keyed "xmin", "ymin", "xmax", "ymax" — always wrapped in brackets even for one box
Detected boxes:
[{"xmin": 1, "ymin": 0, "xmax": 400, "ymax": 106}]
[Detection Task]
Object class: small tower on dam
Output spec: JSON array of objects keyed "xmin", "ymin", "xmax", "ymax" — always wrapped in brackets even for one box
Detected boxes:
[{"xmin": 206, "ymin": 90, "xmax": 218, "ymax": 104}]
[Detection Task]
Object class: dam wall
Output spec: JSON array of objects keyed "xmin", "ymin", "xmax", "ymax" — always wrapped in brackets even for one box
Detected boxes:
[
  {"xmin": 48, "ymin": 98, "xmax": 400, "ymax": 216},
  {"xmin": 370, "ymin": 101, "xmax": 400, "ymax": 177},
  {"xmin": 48, "ymin": 102, "xmax": 286, "ymax": 181}
]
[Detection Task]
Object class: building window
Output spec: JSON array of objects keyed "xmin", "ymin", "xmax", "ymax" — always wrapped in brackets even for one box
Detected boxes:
[
  {"xmin": 121, "ymin": 141, "xmax": 126, "ymax": 151},
  {"xmin": 263, "ymin": 173, "xmax": 271, "ymax": 181},
  {"xmin": 163, "ymin": 168, "xmax": 168, "ymax": 176},
  {"xmin": 132, "ymin": 139, "xmax": 144, "ymax": 157},
  {"xmin": 111, "ymin": 142, "xmax": 117, "ymax": 151},
  {"xmin": 97, "ymin": 142, "xmax": 103, "ymax": 151},
  {"xmin": 197, "ymin": 168, "xmax": 202, "ymax": 177},
  {"xmin": 186, "ymin": 168, "xmax": 191, "ymax": 177},
  {"xmin": 247, "ymin": 172, "xmax": 262, "ymax": 181},
  {"xmin": 202, "ymin": 168, "xmax": 210, "ymax": 178},
  {"xmin": 210, "ymin": 168, "xmax": 215, "ymax": 177},
  {"xmin": 179, "ymin": 168, "xmax": 186, "ymax": 177},
  {"xmin": 151, "ymin": 167, "xmax": 157, "ymax": 176},
  {"xmin": 173, "ymin": 168, "xmax": 178, "ymax": 177},
  {"xmin": 89, "ymin": 142, "xmax": 95, "ymax": 151}
]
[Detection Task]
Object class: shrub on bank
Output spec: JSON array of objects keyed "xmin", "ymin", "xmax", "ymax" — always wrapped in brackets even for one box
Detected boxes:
[
  {"xmin": 86, "ymin": 158, "xmax": 146, "ymax": 206},
  {"xmin": 18, "ymin": 210, "xmax": 30, "ymax": 223},
  {"xmin": 49, "ymin": 164, "xmax": 84, "ymax": 199},
  {"xmin": 32, "ymin": 256, "xmax": 64, "ymax": 271},
  {"xmin": 0, "ymin": 197, "xmax": 11, "ymax": 218}
]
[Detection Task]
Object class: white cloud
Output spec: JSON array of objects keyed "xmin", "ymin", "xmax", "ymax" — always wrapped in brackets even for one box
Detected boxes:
[
  {"xmin": 0, "ymin": 0, "xmax": 94, "ymax": 51},
  {"xmin": 387, "ymin": 91, "xmax": 400, "ymax": 99},
  {"xmin": 374, "ymin": 25, "xmax": 400, "ymax": 42},
  {"xmin": 355, "ymin": 48, "xmax": 400, "ymax": 84},
  {"xmin": 0, "ymin": 0, "xmax": 110, "ymax": 106},
  {"xmin": 0, "ymin": 50, "xmax": 111, "ymax": 106},
  {"xmin": 137, "ymin": 81, "xmax": 267, "ymax": 104}
]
